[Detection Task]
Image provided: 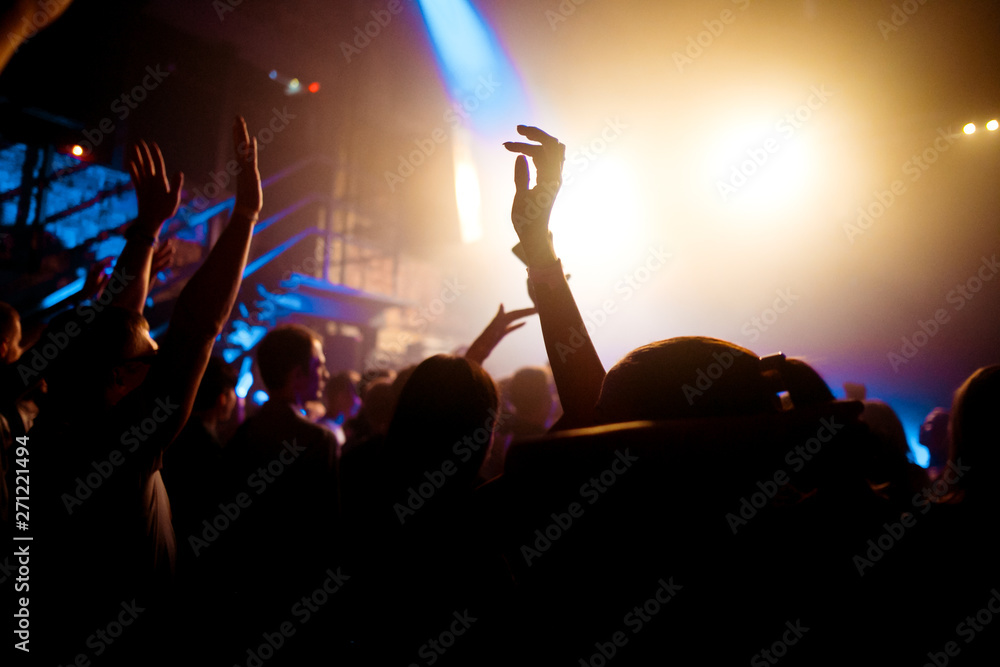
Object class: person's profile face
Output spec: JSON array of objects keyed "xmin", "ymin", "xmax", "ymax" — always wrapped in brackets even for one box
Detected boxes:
[{"xmin": 303, "ymin": 339, "xmax": 329, "ymax": 401}]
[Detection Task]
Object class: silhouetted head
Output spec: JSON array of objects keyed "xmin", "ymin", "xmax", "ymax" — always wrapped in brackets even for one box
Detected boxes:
[
  {"xmin": 324, "ymin": 370, "xmax": 360, "ymax": 420},
  {"xmin": 509, "ymin": 366, "xmax": 552, "ymax": 426},
  {"xmin": 948, "ymin": 365, "xmax": 1000, "ymax": 500},
  {"xmin": 256, "ymin": 324, "xmax": 328, "ymax": 403},
  {"xmin": 595, "ymin": 336, "xmax": 776, "ymax": 423},
  {"xmin": 360, "ymin": 378, "xmax": 396, "ymax": 437},
  {"xmin": 859, "ymin": 399, "xmax": 924, "ymax": 503},
  {"xmin": 919, "ymin": 407, "xmax": 950, "ymax": 469},
  {"xmin": 42, "ymin": 306, "xmax": 156, "ymax": 412},
  {"xmin": 386, "ymin": 355, "xmax": 499, "ymax": 489},
  {"xmin": 193, "ymin": 356, "xmax": 238, "ymax": 420},
  {"xmin": 780, "ymin": 358, "xmax": 835, "ymax": 408}
]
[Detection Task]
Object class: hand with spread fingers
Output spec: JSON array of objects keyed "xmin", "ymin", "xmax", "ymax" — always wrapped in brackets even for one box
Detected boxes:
[
  {"xmin": 127, "ymin": 140, "xmax": 183, "ymax": 240},
  {"xmin": 504, "ymin": 125, "xmax": 565, "ymax": 268},
  {"xmin": 465, "ymin": 304, "xmax": 539, "ymax": 366}
]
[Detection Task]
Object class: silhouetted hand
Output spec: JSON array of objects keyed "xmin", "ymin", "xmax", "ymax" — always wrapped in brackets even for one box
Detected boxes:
[
  {"xmin": 232, "ymin": 116, "xmax": 261, "ymax": 219},
  {"xmin": 465, "ymin": 304, "xmax": 538, "ymax": 365},
  {"xmin": 504, "ymin": 125, "xmax": 565, "ymax": 267},
  {"xmin": 81, "ymin": 256, "xmax": 113, "ymax": 302},
  {"xmin": 128, "ymin": 141, "xmax": 183, "ymax": 239},
  {"xmin": 147, "ymin": 238, "xmax": 177, "ymax": 292}
]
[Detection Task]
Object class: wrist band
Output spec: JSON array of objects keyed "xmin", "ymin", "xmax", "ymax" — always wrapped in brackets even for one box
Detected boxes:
[{"xmin": 124, "ymin": 227, "xmax": 159, "ymax": 247}]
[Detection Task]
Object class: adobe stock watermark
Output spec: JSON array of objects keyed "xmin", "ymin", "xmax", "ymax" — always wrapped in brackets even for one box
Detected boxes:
[
  {"xmin": 234, "ymin": 566, "xmax": 351, "ymax": 667},
  {"xmin": 578, "ymin": 577, "xmax": 683, "ymax": 667},
  {"xmin": 844, "ymin": 127, "xmax": 957, "ymax": 243},
  {"xmin": 725, "ymin": 416, "xmax": 844, "ymax": 534},
  {"xmin": 187, "ymin": 439, "xmax": 306, "ymax": 556},
  {"xmin": 393, "ymin": 408, "xmax": 506, "ymax": 523},
  {"xmin": 519, "ymin": 449, "xmax": 639, "ymax": 566},
  {"xmin": 887, "ymin": 253, "xmax": 998, "ymax": 372},
  {"xmin": 4, "ymin": 0, "xmax": 70, "ymax": 55},
  {"xmin": 367, "ymin": 275, "xmax": 468, "ymax": 373},
  {"xmin": 554, "ymin": 245, "xmax": 671, "ymax": 363},
  {"xmin": 43, "ymin": 599, "xmax": 146, "ymax": 664},
  {"xmin": 877, "ymin": 0, "xmax": 934, "ymax": 40},
  {"xmin": 739, "ymin": 287, "xmax": 800, "ymax": 344},
  {"xmin": 852, "ymin": 458, "xmax": 969, "ymax": 576},
  {"xmin": 544, "ymin": 0, "xmax": 592, "ymax": 32},
  {"xmin": 213, "ymin": 0, "xmax": 245, "ymax": 21},
  {"xmin": 682, "ymin": 347, "xmax": 752, "ymax": 406},
  {"xmin": 189, "ymin": 107, "xmax": 297, "ymax": 209},
  {"xmin": 60, "ymin": 396, "xmax": 179, "ymax": 514},
  {"xmin": 15, "ymin": 268, "xmax": 137, "ymax": 386},
  {"xmin": 409, "ymin": 610, "xmax": 478, "ymax": 666},
  {"xmin": 384, "ymin": 75, "xmax": 502, "ymax": 192},
  {"xmin": 340, "ymin": 0, "xmax": 405, "ymax": 62},
  {"xmin": 672, "ymin": 0, "xmax": 752, "ymax": 73},
  {"xmin": 560, "ymin": 117, "xmax": 629, "ymax": 188},
  {"xmin": 923, "ymin": 588, "xmax": 1000, "ymax": 667},
  {"xmin": 76, "ymin": 65, "xmax": 170, "ymax": 157},
  {"xmin": 510, "ymin": 117, "xmax": 629, "ymax": 241},
  {"xmin": 750, "ymin": 620, "xmax": 810, "ymax": 666},
  {"xmin": 716, "ymin": 86, "xmax": 833, "ymax": 202}
]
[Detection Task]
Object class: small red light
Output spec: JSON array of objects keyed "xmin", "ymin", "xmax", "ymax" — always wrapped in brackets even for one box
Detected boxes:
[
  {"xmin": 71, "ymin": 145, "xmax": 84, "ymax": 157},
  {"xmin": 308, "ymin": 82, "xmax": 320, "ymax": 93}
]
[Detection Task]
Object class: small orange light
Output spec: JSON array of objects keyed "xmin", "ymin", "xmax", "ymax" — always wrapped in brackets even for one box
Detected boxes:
[
  {"xmin": 308, "ymin": 81, "xmax": 320, "ymax": 93},
  {"xmin": 71, "ymin": 145, "xmax": 84, "ymax": 157}
]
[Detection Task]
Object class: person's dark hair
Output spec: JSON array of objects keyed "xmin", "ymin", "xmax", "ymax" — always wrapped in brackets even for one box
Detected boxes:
[
  {"xmin": 385, "ymin": 355, "xmax": 499, "ymax": 489},
  {"xmin": 43, "ymin": 306, "xmax": 150, "ymax": 409},
  {"xmin": 779, "ymin": 358, "xmax": 835, "ymax": 408},
  {"xmin": 193, "ymin": 356, "xmax": 238, "ymax": 412},
  {"xmin": 359, "ymin": 368, "xmax": 395, "ymax": 399},
  {"xmin": 947, "ymin": 365, "xmax": 1000, "ymax": 502},
  {"xmin": 255, "ymin": 324, "xmax": 320, "ymax": 392},
  {"xmin": 509, "ymin": 366, "xmax": 551, "ymax": 415},
  {"xmin": 595, "ymin": 336, "xmax": 776, "ymax": 423}
]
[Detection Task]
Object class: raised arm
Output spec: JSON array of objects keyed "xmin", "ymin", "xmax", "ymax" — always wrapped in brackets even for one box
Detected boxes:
[
  {"xmin": 465, "ymin": 304, "xmax": 537, "ymax": 366},
  {"xmin": 136, "ymin": 117, "xmax": 261, "ymax": 448},
  {"xmin": 503, "ymin": 125, "xmax": 606, "ymax": 428},
  {"xmin": 111, "ymin": 141, "xmax": 183, "ymax": 313}
]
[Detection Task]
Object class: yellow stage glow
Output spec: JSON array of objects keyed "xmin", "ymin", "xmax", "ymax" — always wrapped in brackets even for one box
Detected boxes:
[
  {"xmin": 453, "ymin": 128, "xmax": 482, "ymax": 244},
  {"xmin": 550, "ymin": 156, "xmax": 641, "ymax": 263}
]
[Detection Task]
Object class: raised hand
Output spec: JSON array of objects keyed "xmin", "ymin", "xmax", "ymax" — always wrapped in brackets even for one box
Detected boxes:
[
  {"xmin": 147, "ymin": 238, "xmax": 177, "ymax": 292},
  {"xmin": 127, "ymin": 140, "xmax": 183, "ymax": 239},
  {"xmin": 81, "ymin": 256, "xmax": 113, "ymax": 302},
  {"xmin": 232, "ymin": 116, "xmax": 262, "ymax": 219},
  {"xmin": 465, "ymin": 304, "xmax": 538, "ymax": 365},
  {"xmin": 503, "ymin": 125, "xmax": 565, "ymax": 267}
]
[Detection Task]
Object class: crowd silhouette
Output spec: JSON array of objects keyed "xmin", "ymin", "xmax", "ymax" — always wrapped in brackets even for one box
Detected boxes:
[{"xmin": 0, "ymin": 9, "xmax": 998, "ymax": 665}]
